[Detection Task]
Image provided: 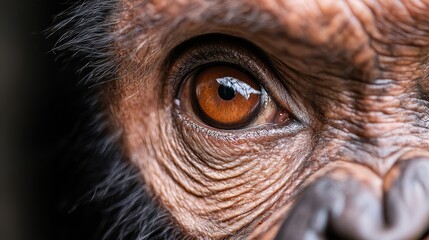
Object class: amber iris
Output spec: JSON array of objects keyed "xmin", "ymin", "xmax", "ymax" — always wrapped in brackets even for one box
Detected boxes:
[{"xmin": 194, "ymin": 65, "xmax": 261, "ymax": 128}]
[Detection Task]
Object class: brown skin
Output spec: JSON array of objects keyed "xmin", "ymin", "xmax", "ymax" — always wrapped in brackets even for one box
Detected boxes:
[{"xmin": 106, "ymin": 0, "xmax": 429, "ymax": 239}]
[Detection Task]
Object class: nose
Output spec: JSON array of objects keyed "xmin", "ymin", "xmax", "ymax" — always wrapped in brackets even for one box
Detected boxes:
[{"xmin": 275, "ymin": 157, "xmax": 429, "ymax": 240}]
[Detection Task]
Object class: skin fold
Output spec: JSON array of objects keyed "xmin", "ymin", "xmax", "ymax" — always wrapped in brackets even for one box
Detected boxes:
[{"xmin": 75, "ymin": 0, "xmax": 429, "ymax": 238}]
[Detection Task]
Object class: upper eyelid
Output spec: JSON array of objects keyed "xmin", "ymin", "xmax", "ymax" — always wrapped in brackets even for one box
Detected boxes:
[{"xmin": 166, "ymin": 35, "xmax": 275, "ymax": 98}]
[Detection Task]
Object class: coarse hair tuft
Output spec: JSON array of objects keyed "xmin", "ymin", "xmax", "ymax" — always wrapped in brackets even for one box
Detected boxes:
[{"xmin": 48, "ymin": 0, "xmax": 119, "ymax": 85}]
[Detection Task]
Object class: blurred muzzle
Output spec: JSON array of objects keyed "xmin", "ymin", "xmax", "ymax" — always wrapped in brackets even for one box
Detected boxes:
[{"xmin": 274, "ymin": 157, "xmax": 429, "ymax": 240}]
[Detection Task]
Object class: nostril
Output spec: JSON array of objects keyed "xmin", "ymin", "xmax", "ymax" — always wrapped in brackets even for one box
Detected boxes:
[
  {"xmin": 420, "ymin": 229, "xmax": 429, "ymax": 240},
  {"xmin": 274, "ymin": 177, "xmax": 375, "ymax": 240},
  {"xmin": 324, "ymin": 226, "xmax": 349, "ymax": 240}
]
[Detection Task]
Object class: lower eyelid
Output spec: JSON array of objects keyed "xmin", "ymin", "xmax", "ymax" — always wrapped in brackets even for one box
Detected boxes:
[{"xmin": 173, "ymin": 105, "xmax": 304, "ymax": 138}]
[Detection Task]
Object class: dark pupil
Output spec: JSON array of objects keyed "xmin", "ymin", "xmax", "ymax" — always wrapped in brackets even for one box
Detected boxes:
[{"xmin": 218, "ymin": 84, "xmax": 236, "ymax": 100}]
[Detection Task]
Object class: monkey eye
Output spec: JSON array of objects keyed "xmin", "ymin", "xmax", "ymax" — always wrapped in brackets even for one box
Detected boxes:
[
  {"xmin": 193, "ymin": 64, "xmax": 262, "ymax": 129},
  {"xmin": 171, "ymin": 34, "xmax": 294, "ymax": 131}
]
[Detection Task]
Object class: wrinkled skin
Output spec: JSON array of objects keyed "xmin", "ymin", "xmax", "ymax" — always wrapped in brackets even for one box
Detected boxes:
[{"xmin": 106, "ymin": 0, "xmax": 429, "ymax": 239}]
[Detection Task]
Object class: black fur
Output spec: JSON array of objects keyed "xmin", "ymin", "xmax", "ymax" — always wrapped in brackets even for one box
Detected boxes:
[
  {"xmin": 49, "ymin": 0, "xmax": 185, "ymax": 239},
  {"xmin": 49, "ymin": 0, "xmax": 118, "ymax": 85}
]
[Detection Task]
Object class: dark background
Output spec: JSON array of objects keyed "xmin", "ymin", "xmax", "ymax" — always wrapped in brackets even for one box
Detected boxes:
[{"xmin": 1, "ymin": 1, "xmax": 78, "ymax": 239}]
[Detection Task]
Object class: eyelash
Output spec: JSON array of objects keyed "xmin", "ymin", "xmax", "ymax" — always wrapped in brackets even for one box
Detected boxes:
[{"xmin": 168, "ymin": 37, "xmax": 272, "ymax": 98}]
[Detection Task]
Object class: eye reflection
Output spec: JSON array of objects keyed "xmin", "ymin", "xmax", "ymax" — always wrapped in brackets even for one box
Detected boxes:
[{"xmin": 193, "ymin": 64, "xmax": 261, "ymax": 129}]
